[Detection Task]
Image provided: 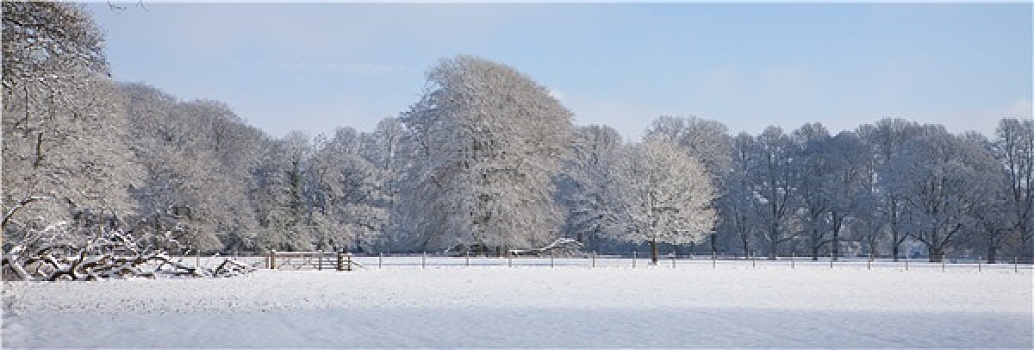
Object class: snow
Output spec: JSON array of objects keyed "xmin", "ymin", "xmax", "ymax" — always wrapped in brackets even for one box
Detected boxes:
[{"xmin": 3, "ymin": 258, "xmax": 1031, "ymax": 348}]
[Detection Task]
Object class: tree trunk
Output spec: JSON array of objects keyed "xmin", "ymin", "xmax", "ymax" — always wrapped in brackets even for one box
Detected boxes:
[
  {"xmin": 650, "ymin": 238, "xmax": 659, "ymax": 265},
  {"xmin": 740, "ymin": 231, "xmax": 750, "ymax": 259},
  {"xmin": 867, "ymin": 236, "xmax": 878, "ymax": 260},
  {"xmin": 810, "ymin": 239, "xmax": 819, "ymax": 261},
  {"xmin": 767, "ymin": 226, "xmax": 778, "ymax": 260},
  {"xmin": 832, "ymin": 230, "xmax": 840, "ymax": 262},
  {"xmin": 891, "ymin": 201, "xmax": 900, "ymax": 262},
  {"xmin": 929, "ymin": 245, "xmax": 943, "ymax": 263},
  {"xmin": 891, "ymin": 230, "xmax": 901, "ymax": 262},
  {"xmin": 987, "ymin": 246, "xmax": 997, "ymax": 264}
]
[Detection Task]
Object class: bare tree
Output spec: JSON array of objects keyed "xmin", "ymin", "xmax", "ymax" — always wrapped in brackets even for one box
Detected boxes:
[
  {"xmin": 748, "ymin": 127, "xmax": 799, "ymax": 260},
  {"xmin": 716, "ymin": 133, "xmax": 760, "ymax": 258},
  {"xmin": 886, "ymin": 131, "xmax": 1003, "ymax": 262},
  {"xmin": 791, "ymin": 123, "xmax": 833, "ymax": 260},
  {"xmin": 992, "ymin": 118, "xmax": 1034, "ymax": 260},
  {"xmin": 856, "ymin": 119, "xmax": 935, "ymax": 260}
]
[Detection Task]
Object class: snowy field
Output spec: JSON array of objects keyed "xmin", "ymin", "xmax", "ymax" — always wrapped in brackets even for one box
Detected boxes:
[{"xmin": 3, "ymin": 257, "xmax": 1031, "ymax": 348}]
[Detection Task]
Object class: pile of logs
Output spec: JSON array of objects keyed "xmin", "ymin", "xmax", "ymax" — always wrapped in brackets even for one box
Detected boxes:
[
  {"xmin": 2, "ymin": 226, "xmax": 253, "ymax": 281},
  {"xmin": 508, "ymin": 238, "xmax": 585, "ymax": 257}
]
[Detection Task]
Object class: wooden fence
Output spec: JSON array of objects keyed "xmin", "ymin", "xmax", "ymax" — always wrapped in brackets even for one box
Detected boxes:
[{"xmin": 266, "ymin": 251, "xmax": 360, "ymax": 271}]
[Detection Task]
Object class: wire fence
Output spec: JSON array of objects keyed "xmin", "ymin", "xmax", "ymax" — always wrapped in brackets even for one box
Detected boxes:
[{"xmin": 180, "ymin": 251, "xmax": 1033, "ymax": 274}]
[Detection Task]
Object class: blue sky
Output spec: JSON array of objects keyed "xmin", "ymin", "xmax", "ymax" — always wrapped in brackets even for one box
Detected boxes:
[{"xmin": 88, "ymin": 2, "xmax": 1032, "ymax": 140}]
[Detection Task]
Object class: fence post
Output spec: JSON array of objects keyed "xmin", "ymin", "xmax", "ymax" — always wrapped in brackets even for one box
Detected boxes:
[
  {"xmin": 379, "ymin": 252, "xmax": 383, "ymax": 269},
  {"xmin": 346, "ymin": 253, "xmax": 353, "ymax": 272},
  {"xmin": 550, "ymin": 251, "xmax": 555, "ymax": 269},
  {"xmin": 905, "ymin": 254, "xmax": 909, "ymax": 271},
  {"xmin": 336, "ymin": 252, "xmax": 344, "ymax": 271},
  {"xmin": 712, "ymin": 251, "xmax": 716, "ymax": 269},
  {"xmin": 632, "ymin": 251, "xmax": 637, "ymax": 269},
  {"xmin": 1015, "ymin": 256, "xmax": 1019, "ymax": 273},
  {"xmin": 978, "ymin": 256, "xmax": 982, "ymax": 272},
  {"xmin": 270, "ymin": 250, "xmax": 277, "ymax": 270},
  {"xmin": 867, "ymin": 253, "xmax": 872, "ymax": 270},
  {"xmin": 941, "ymin": 256, "xmax": 946, "ymax": 272},
  {"xmin": 508, "ymin": 253, "xmax": 513, "ymax": 268},
  {"xmin": 791, "ymin": 253, "xmax": 796, "ymax": 270},
  {"xmin": 466, "ymin": 251, "xmax": 470, "ymax": 267},
  {"xmin": 591, "ymin": 251, "xmax": 596, "ymax": 269},
  {"xmin": 830, "ymin": 253, "xmax": 834, "ymax": 269},
  {"xmin": 671, "ymin": 253, "xmax": 676, "ymax": 269},
  {"xmin": 751, "ymin": 251, "xmax": 756, "ymax": 269},
  {"xmin": 422, "ymin": 252, "xmax": 426, "ymax": 269}
]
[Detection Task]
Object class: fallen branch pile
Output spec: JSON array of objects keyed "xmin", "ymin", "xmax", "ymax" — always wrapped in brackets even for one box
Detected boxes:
[
  {"xmin": 2, "ymin": 223, "xmax": 253, "ymax": 281},
  {"xmin": 509, "ymin": 238, "xmax": 585, "ymax": 257}
]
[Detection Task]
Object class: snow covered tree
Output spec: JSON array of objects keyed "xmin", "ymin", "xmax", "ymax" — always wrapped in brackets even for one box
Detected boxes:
[
  {"xmin": 791, "ymin": 123, "xmax": 834, "ymax": 260},
  {"xmin": 715, "ymin": 132, "xmax": 761, "ymax": 257},
  {"xmin": 361, "ymin": 117, "xmax": 407, "ymax": 171},
  {"xmin": 2, "ymin": 1, "xmax": 107, "ymax": 87},
  {"xmin": 991, "ymin": 118, "xmax": 1034, "ymax": 260},
  {"xmin": 243, "ymin": 128, "xmax": 393, "ymax": 254},
  {"xmin": 822, "ymin": 131, "xmax": 873, "ymax": 260},
  {"xmin": 647, "ymin": 116, "xmax": 733, "ymax": 254},
  {"xmin": 252, "ymin": 132, "xmax": 314, "ymax": 252},
  {"xmin": 647, "ymin": 115, "xmax": 733, "ymax": 182},
  {"xmin": 963, "ymin": 132, "xmax": 1015, "ymax": 264},
  {"xmin": 856, "ymin": 118, "xmax": 936, "ymax": 260},
  {"xmin": 748, "ymin": 127, "xmax": 800, "ymax": 260},
  {"xmin": 308, "ymin": 128, "xmax": 390, "ymax": 252},
  {"xmin": 557, "ymin": 125, "xmax": 626, "ymax": 250},
  {"xmin": 398, "ymin": 55, "xmax": 574, "ymax": 252},
  {"xmin": 121, "ymin": 83, "xmax": 264, "ymax": 253},
  {"xmin": 610, "ymin": 136, "xmax": 717, "ymax": 264},
  {"xmin": 3, "ymin": 2, "xmax": 139, "ymax": 237},
  {"xmin": 359, "ymin": 118, "xmax": 408, "ymax": 251},
  {"xmin": 886, "ymin": 130, "xmax": 1003, "ymax": 262}
]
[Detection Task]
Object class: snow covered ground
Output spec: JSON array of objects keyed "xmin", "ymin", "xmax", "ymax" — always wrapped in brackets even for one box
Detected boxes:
[{"xmin": 3, "ymin": 258, "xmax": 1031, "ymax": 348}]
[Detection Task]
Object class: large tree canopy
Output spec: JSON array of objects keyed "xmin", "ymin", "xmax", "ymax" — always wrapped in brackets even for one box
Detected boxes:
[
  {"xmin": 2, "ymin": 2, "xmax": 136, "ymax": 232},
  {"xmin": 398, "ymin": 55, "xmax": 574, "ymax": 251},
  {"xmin": 2, "ymin": 1, "xmax": 108, "ymax": 87}
]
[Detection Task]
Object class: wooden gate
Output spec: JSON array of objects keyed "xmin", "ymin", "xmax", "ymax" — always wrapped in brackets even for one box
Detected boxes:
[{"xmin": 266, "ymin": 251, "xmax": 359, "ymax": 271}]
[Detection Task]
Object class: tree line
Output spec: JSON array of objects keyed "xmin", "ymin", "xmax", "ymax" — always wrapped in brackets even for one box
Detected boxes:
[{"xmin": 3, "ymin": 3, "xmax": 1030, "ymax": 264}]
